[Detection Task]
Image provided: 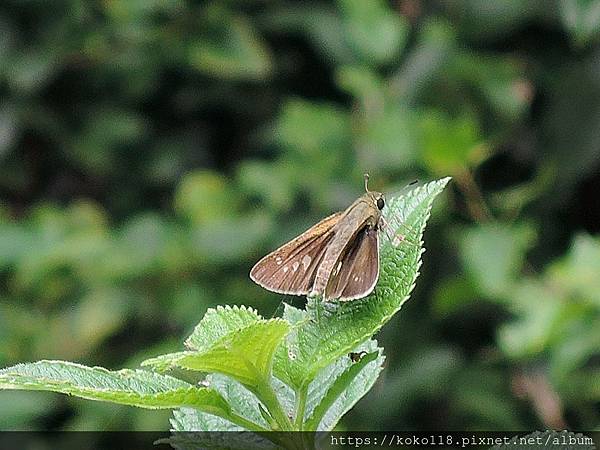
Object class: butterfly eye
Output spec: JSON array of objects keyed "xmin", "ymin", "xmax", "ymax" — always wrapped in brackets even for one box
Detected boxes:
[{"xmin": 377, "ymin": 197, "xmax": 385, "ymax": 210}]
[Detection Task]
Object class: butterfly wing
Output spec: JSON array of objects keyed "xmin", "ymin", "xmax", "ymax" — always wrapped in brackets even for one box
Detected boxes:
[
  {"xmin": 250, "ymin": 212, "xmax": 342, "ymax": 296},
  {"xmin": 324, "ymin": 226, "xmax": 379, "ymax": 301}
]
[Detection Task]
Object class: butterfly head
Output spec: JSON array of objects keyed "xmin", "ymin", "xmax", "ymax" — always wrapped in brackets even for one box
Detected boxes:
[
  {"xmin": 368, "ymin": 191, "xmax": 385, "ymax": 211},
  {"xmin": 363, "ymin": 173, "xmax": 385, "ymax": 211}
]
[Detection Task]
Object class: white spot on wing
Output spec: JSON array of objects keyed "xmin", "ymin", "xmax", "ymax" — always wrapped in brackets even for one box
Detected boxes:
[
  {"xmin": 292, "ymin": 262, "xmax": 299, "ymax": 272},
  {"xmin": 276, "ymin": 256, "xmax": 283, "ymax": 265},
  {"xmin": 302, "ymin": 255, "xmax": 311, "ymax": 270},
  {"xmin": 354, "ymin": 276, "xmax": 359, "ymax": 282},
  {"xmin": 283, "ymin": 266, "xmax": 288, "ymax": 273}
]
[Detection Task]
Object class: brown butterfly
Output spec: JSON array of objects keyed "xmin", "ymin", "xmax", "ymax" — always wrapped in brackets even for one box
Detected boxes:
[{"xmin": 250, "ymin": 174, "xmax": 385, "ymax": 301}]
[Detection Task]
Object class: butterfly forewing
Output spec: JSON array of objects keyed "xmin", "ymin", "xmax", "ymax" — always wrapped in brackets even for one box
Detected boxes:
[
  {"xmin": 324, "ymin": 226, "xmax": 379, "ymax": 301},
  {"xmin": 250, "ymin": 212, "xmax": 342, "ymax": 295}
]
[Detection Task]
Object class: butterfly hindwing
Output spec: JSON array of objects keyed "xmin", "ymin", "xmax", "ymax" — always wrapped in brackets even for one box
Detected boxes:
[{"xmin": 324, "ymin": 226, "xmax": 379, "ymax": 301}]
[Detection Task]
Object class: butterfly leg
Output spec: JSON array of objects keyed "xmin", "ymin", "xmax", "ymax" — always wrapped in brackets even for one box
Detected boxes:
[
  {"xmin": 379, "ymin": 216, "xmax": 395, "ymax": 242},
  {"xmin": 381, "ymin": 215, "xmax": 420, "ymax": 248}
]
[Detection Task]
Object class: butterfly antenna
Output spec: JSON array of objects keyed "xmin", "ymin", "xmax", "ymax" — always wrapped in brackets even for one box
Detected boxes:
[{"xmin": 364, "ymin": 173, "xmax": 370, "ymax": 193}]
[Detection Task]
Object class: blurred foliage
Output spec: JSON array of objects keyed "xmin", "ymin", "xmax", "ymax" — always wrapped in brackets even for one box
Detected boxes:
[{"xmin": 0, "ymin": 0, "xmax": 599, "ymax": 432}]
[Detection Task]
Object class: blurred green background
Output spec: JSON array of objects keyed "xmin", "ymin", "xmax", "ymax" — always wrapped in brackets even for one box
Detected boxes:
[{"xmin": 0, "ymin": 0, "xmax": 599, "ymax": 431}]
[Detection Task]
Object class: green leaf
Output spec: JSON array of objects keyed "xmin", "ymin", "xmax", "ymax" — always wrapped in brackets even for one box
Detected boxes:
[
  {"xmin": 103, "ymin": 0, "xmax": 184, "ymax": 20},
  {"xmin": 175, "ymin": 171, "xmax": 238, "ymax": 224},
  {"xmin": 447, "ymin": 54, "xmax": 531, "ymax": 124},
  {"xmin": 431, "ymin": 276, "xmax": 479, "ymax": 317},
  {"xmin": 171, "ymin": 373, "xmax": 268, "ymax": 432},
  {"xmin": 337, "ymin": 67, "xmax": 418, "ymax": 170},
  {"xmin": 0, "ymin": 360, "xmax": 229, "ymax": 414},
  {"xmin": 281, "ymin": 304, "xmax": 386, "ymax": 431},
  {"xmin": 459, "ymin": 223, "xmax": 536, "ymax": 299},
  {"xmin": 6, "ymin": 50, "xmax": 57, "ymax": 94},
  {"xmin": 336, "ymin": 65, "xmax": 385, "ymax": 110},
  {"xmin": 144, "ymin": 319, "xmax": 290, "ymax": 388},
  {"xmin": 276, "ymin": 99, "xmax": 351, "ymax": 158},
  {"xmin": 498, "ymin": 234, "xmax": 600, "ymax": 361},
  {"xmin": 453, "ymin": 1, "xmax": 542, "ymax": 43},
  {"xmin": 171, "ymin": 407, "xmax": 244, "ymax": 432},
  {"xmin": 189, "ymin": 13, "xmax": 272, "ymax": 81},
  {"xmin": 419, "ymin": 110, "xmax": 484, "ymax": 174},
  {"xmin": 185, "ymin": 305, "xmax": 262, "ymax": 352},
  {"xmin": 549, "ymin": 234, "xmax": 600, "ymax": 308},
  {"xmin": 497, "ymin": 280, "xmax": 564, "ymax": 358},
  {"xmin": 170, "ymin": 374, "xmax": 295, "ymax": 436},
  {"xmin": 0, "ymin": 222, "xmax": 33, "ymax": 269},
  {"xmin": 304, "ymin": 340, "xmax": 384, "ymax": 431},
  {"xmin": 358, "ymin": 108, "xmax": 417, "ymax": 170},
  {"xmin": 357, "ymin": 347, "xmax": 461, "ymax": 421},
  {"xmin": 207, "ymin": 374, "xmax": 271, "ymax": 429},
  {"xmin": 560, "ymin": 0, "xmax": 600, "ymax": 46},
  {"xmin": 273, "ymin": 178, "xmax": 450, "ymax": 390},
  {"xmin": 550, "ymin": 317, "xmax": 600, "ymax": 383},
  {"xmin": 338, "ymin": 0, "xmax": 408, "ymax": 64},
  {"xmin": 143, "ymin": 306, "xmax": 293, "ymax": 431},
  {"xmin": 68, "ymin": 107, "xmax": 147, "ymax": 176},
  {"xmin": 262, "ymin": 5, "xmax": 355, "ymax": 65},
  {"xmin": 388, "ymin": 21, "xmax": 456, "ymax": 103},
  {"xmin": 237, "ymin": 161, "xmax": 296, "ymax": 212}
]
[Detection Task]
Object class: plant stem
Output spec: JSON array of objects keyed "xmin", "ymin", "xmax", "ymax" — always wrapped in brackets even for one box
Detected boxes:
[
  {"xmin": 294, "ymin": 384, "xmax": 308, "ymax": 430},
  {"xmin": 254, "ymin": 380, "xmax": 294, "ymax": 431},
  {"xmin": 455, "ymin": 168, "xmax": 492, "ymax": 223}
]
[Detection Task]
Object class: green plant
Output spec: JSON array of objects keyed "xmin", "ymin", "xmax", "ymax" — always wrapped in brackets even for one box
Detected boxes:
[{"xmin": 0, "ymin": 179, "xmax": 448, "ymax": 444}]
